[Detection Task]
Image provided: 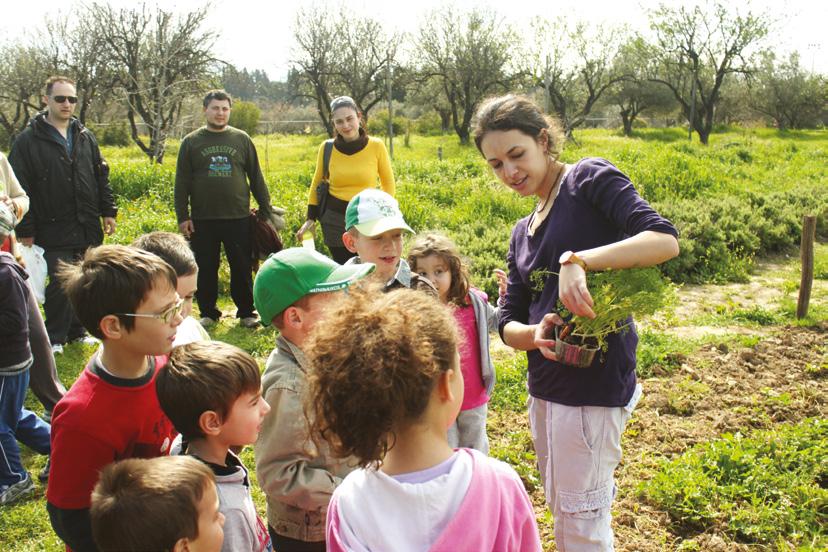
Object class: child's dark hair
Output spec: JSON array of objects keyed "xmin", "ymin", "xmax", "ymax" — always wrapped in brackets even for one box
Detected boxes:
[
  {"xmin": 407, "ymin": 232, "xmax": 471, "ymax": 307},
  {"xmin": 91, "ymin": 455, "xmax": 215, "ymax": 552},
  {"xmin": 305, "ymin": 288, "xmax": 458, "ymax": 468},
  {"xmin": 132, "ymin": 231, "xmax": 197, "ymax": 277},
  {"xmin": 156, "ymin": 341, "xmax": 261, "ymax": 440},
  {"xmin": 59, "ymin": 244, "xmax": 177, "ymax": 339}
]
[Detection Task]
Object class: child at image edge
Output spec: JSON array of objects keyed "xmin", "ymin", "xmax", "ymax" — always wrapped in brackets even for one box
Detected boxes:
[
  {"xmin": 156, "ymin": 341, "xmax": 273, "ymax": 552},
  {"xmin": 408, "ymin": 232, "xmax": 500, "ymax": 454},
  {"xmin": 305, "ymin": 288, "xmax": 542, "ymax": 552},
  {"xmin": 90, "ymin": 455, "xmax": 225, "ymax": 552},
  {"xmin": 0, "ymin": 201, "xmax": 51, "ymax": 506},
  {"xmin": 253, "ymin": 247, "xmax": 375, "ymax": 551},
  {"xmin": 46, "ymin": 245, "xmax": 181, "ymax": 551}
]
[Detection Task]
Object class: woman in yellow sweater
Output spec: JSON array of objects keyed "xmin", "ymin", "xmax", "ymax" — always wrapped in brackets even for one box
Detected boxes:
[{"xmin": 295, "ymin": 96, "xmax": 395, "ymax": 263}]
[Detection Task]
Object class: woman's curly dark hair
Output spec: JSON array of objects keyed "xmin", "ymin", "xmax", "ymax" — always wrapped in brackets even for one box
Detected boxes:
[{"xmin": 304, "ymin": 287, "xmax": 457, "ymax": 468}]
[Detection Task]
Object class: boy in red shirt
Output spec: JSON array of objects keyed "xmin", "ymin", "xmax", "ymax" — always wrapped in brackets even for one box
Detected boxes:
[{"xmin": 46, "ymin": 244, "xmax": 183, "ymax": 551}]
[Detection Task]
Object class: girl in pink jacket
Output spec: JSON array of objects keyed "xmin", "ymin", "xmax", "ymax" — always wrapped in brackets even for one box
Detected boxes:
[{"xmin": 304, "ymin": 287, "xmax": 541, "ymax": 552}]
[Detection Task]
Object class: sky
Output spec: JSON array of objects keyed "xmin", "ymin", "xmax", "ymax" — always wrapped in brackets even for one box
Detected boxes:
[{"xmin": 2, "ymin": 0, "xmax": 825, "ymax": 79}]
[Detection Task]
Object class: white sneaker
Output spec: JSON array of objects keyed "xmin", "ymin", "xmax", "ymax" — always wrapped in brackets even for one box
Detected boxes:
[
  {"xmin": 51, "ymin": 343, "xmax": 64, "ymax": 355},
  {"xmin": 240, "ymin": 316, "xmax": 260, "ymax": 329},
  {"xmin": 0, "ymin": 474, "xmax": 35, "ymax": 505}
]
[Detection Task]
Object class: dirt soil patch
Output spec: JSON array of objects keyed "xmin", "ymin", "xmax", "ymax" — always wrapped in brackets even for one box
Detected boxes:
[{"xmin": 615, "ymin": 324, "xmax": 827, "ymax": 551}]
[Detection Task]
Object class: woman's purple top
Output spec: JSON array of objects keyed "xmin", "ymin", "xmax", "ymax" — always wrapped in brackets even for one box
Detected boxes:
[{"xmin": 498, "ymin": 157, "xmax": 678, "ymax": 407}]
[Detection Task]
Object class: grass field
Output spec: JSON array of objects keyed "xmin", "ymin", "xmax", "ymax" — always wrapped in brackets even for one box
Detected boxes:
[{"xmin": 1, "ymin": 128, "xmax": 826, "ymax": 550}]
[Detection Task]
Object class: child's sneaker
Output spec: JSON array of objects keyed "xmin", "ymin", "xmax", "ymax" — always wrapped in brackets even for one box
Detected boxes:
[
  {"xmin": 0, "ymin": 474, "xmax": 35, "ymax": 505},
  {"xmin": 39, "ymin": 457, "xmax": 51, "ymax": 483}
]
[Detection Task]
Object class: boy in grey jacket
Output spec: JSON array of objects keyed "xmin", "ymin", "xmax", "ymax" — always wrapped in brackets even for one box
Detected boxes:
[
  {"xmin": 156, "ymin": 341, "xmax": 273, "ymax": 552},
  {"xmin": 253, "ymin": 248, "xmax": 374, "ymax": 551}
]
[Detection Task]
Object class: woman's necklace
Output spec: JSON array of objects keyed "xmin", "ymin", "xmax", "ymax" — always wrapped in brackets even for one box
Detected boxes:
[
  {"xmin": 536, "ymin": 161, "xmax": 564, "ymax": 214},
  {"xmin": 528, "ymin": 161, "xmax": 566, "ymax": 237}
]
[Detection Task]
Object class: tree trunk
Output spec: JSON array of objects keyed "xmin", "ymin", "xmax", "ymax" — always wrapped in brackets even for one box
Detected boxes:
[
  {"xmin": 620, "ymin": 110, "xmax": 633, "ymax": 136},
  {"xmin": 438, "ymin": 110, "xmax": 450, "ymax": 133}
]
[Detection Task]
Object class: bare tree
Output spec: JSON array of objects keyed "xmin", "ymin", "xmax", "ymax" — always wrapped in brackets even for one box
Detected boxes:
[
  {"xmin": 645, "ymin": 2, "xmax": 770, "ymax": 144},
  {"xmin": 290, "ymin": 5, "xmax": 401, "ymax": 135},
  {"xmin": 90, "ymin": 3, "xmax": 217, "ymax": 163},
  {"xmin": 416, "ymin": 7, "xmax": 515, "ymax": 144},
  {"xmin": 530, "ymin": 19, "xmax": 627, "ymax": 137},
  {"xmin": 0, "ymin": 42, "xmax": 53, "ymax": 144},
  {"xmin": 290, "ymin": 5, "xmax": 338, "ymax": 135},
  {"xmin": 39, "ymin": 15, "xmax": 117, "ymax": 125}
]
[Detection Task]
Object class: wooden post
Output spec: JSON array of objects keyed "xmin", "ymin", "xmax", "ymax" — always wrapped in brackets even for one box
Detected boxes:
[
  {"xmin": 797, "ymin": 215, "xmax": 816, "ymax": 319},
  {"xmin": 437, "ymin": 146, "xmax": 443, "ymax": 161}
]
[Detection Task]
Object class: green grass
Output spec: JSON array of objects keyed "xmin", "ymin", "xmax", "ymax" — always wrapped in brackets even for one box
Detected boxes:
[
  {"xmin": 2, "ymin": 127, "xmax": 827, "ymax": 550},
  {"xmin": 639, "ymin": 418, "xmax": 828, "ymax": 547}
]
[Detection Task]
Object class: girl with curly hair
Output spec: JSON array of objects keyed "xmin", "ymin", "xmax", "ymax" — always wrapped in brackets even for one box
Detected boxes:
[{"xmin": 304, "ymin": 288, "xmax": 541, "ymax": 552}]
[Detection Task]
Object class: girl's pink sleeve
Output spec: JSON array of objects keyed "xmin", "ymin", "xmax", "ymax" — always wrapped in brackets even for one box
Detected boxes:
[{"xmin": 326, "ymin": 495, "xmax": 348, "ymax": 552}]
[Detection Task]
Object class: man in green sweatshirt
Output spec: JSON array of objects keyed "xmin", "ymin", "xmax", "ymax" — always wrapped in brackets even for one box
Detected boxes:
[{"xmin": 174, "ymin": 89, "xmax": 274, "ymax": 329}]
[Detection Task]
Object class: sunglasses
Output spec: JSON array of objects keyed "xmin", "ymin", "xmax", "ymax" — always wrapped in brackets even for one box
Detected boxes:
[
  {"xmin": 117, "ymin": 298, "xmax": 184, "ymax": 325},
  {"xmin": 52, "ymin": 95, "xmax": 78, "ymax": 104}
]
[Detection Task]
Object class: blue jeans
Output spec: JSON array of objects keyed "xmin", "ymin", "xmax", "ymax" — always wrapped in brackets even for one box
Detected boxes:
[{"xmin": 0, "ymin": 369, "xmax": 51, "ymax": 486}]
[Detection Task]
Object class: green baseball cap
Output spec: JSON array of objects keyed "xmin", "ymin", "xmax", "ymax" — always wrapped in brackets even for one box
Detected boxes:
[
  {"xmin": 254, "ymin": 248, "xmax": 375, "ymax": 326},
  {"xmin": 344, "ymin": 189, "xmax": 413, "ymax": 237}
]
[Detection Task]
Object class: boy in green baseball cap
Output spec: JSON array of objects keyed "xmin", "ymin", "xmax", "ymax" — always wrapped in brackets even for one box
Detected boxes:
[
  {"xmin": 253, "ymin": 248, "xmax": 373, "ymax": 551},
  {"xmin": 341, "ymin": 189, "xmax": 434, "ymax": 292}
]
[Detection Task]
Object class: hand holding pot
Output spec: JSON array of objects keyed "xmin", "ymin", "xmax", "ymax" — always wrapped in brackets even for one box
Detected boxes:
[{"xmin": 534, "ymin": 312, "xmax": 565, "ymax": 361}]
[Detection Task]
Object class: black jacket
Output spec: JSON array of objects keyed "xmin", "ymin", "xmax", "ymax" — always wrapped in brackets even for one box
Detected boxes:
[
  {"xmin": 9, "ymin": 113, "xmax": 117, "ymax": 249},
  {"xmin": 0, "ymin": 252, "xmax": 32, "ymax": 373}
]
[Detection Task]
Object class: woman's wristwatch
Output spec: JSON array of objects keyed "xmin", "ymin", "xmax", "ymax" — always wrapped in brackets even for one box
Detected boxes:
[{"xmin": 559, "ymin": 250, "xmax": 588, "ymax": 271}]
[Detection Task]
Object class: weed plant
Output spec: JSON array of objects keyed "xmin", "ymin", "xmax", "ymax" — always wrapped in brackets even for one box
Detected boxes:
[{"xmin": 640, "ymin": 418, "xmax": 827, "ymax": 547}]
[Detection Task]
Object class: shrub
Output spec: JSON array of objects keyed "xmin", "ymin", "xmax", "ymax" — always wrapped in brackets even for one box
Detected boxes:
[
  {"xmin": 640, "ymin": 418, "xmax": 828, "ymax": 546},
  {"xmin": 230, "ymin": 100, "xmax": 261, "ymax": 136},
  {"xmin": 366, "ymin": 110, "xmax": 407, "ymax": 136},
  {"xmin": 98, "ymin": 121, "xmax": 131, "ymax": 147}
]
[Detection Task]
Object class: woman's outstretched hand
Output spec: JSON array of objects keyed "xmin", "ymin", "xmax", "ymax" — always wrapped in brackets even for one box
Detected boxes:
[
  {"xmin": 533, "ymin": 312, "xmax": 565, "ymax": 360},
  {"xmin": 295, "ymin": 219, "xmax": 315, "ymax": 242},
  {"xmin": 558, "ymin": 264, "xmax": 595, "ymax": 319}
]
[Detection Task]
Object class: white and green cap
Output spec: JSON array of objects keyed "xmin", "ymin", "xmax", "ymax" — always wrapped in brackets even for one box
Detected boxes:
[{"xmin": 344, "ymin": 189, "xmax": 413, "ymax": 237}]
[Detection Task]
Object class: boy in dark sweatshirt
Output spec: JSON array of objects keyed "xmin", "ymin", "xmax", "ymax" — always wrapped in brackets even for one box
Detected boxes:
[{"xmin": 0, "ymin": 201, "xmax": 51, "ymax": 505}]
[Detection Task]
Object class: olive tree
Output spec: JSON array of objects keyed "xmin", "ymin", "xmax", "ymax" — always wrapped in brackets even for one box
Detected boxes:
[
  {"xmin": 530, "ymin": 19, "xmax": 627, "ymax": 136},
  {"xmin": 749, "ymin": 51, "xmax": 826, "ymax": 130},
  {"xmin": 645, "ymin": 2, "xmax": 770, "ymax": 144},
  {"xmin": 290, "ymin": 4, "xmax": 400, "ymax": 135},
  {"xmin": 415, "ymin": 7, "xmax": 516, "ymax": 144},
  {"xmin": 90, "ymin": 3, "xmax": 217, "ymax": 163}
]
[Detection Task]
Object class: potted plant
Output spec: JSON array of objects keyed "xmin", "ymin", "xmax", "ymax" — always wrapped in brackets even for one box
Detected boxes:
[{"xmin": 553, "ymin": 267, "xmax": 675, "ymax": 368}]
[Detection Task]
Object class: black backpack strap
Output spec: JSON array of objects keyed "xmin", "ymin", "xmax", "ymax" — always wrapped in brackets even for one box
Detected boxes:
[{"xmin": 323, "ymin": 139, "xmax": 334, "ymax": 180}]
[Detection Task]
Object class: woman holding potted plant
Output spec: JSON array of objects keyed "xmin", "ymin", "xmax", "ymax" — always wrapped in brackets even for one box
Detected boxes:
[
  {"xmin": 295, "ymin": 96, "xmax": 396, "ymax": 263},
  {"xmin": 473, "ymin": 94, "xmax": 679, "ymax": 550}
]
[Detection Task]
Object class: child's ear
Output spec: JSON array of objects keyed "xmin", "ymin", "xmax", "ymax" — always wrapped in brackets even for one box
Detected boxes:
[
  {"xmin": 436, "ymin": 369, "xmax": 457, "ymax": 403},
  {"xmin": 99, "ymin": 314, "xmax": 122, "ymax": 340},
  {"xmin": 342, "ymin": 231, "xmax": 358, "ymax": 253},
  {"xmin": 284, "ymin": 306, "xmax": 303, "ymax": 331},
  {"xmin": 173, "ymin": 537, "xmax": 190, "ymax": 552},
  {"xmin": 198, "ymin": 410, "xmax": 222, "ymax": 436}
]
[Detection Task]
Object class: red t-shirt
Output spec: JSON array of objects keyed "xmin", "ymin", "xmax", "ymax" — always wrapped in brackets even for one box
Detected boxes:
[{"xmin": 46, "ymin": 354, "xmax": 177, "ymax": 509}]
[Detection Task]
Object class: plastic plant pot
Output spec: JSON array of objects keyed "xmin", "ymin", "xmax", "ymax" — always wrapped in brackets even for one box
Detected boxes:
[{"xmin": 554, "ymin": 325, "xmax": 599, "ymax": 368}]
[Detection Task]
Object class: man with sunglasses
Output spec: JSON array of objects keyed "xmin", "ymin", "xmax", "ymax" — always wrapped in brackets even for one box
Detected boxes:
[{"xmin": 9, "ymin": 76, "xmax": 118, "ymax": 355}]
